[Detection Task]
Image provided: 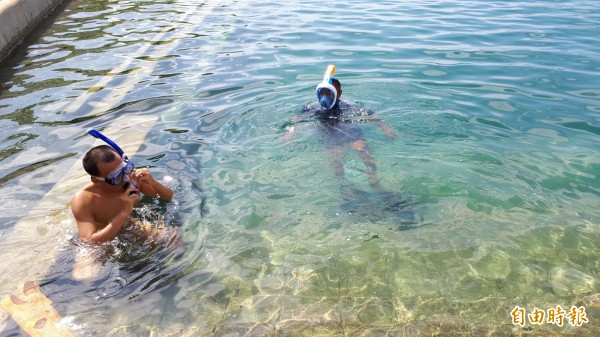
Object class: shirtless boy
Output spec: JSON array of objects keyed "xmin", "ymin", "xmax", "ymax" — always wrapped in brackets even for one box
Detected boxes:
[{"xmin": 71, "ymin": 144, "xmax": 174, "ymax": 243}]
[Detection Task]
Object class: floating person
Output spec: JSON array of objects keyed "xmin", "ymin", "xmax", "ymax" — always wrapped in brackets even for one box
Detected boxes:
[{"xmin": 283, "ymin": 65, "xmax": 418, "ymax": 227}]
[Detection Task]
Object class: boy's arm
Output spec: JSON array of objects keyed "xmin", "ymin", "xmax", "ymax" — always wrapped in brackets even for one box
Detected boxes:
[
  {"xmin": 71, "ymin": 190, "xmax": 139, "ymax": 243},
  {"xmin": 282, "ymin": 106, "xmax": 312, "ymax": 141},
  {"xmin": 134, "ymin": 168, "xmax": 174, "ymax": 201},
  {"xmin": 291, "ymin": 109, "xmax": 312, "ymax": 124},
  {"xmin": 371, "ymin": 118, "xmax": 396, "ymax": 140},
  {"xmin": 355, "ymin": 108, "xmax": 396, "ymax": 140},
  {"xmin": 71, "ymin": 193, "xmax": 98, "ymax": 241},
  {"xmin": 87, "ymin": 211, "xmax": 130, "ymax": 243}
]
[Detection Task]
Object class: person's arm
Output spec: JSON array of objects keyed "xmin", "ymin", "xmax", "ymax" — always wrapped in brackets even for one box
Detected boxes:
[
  {"xmin": 291, "ymin": 110, "xmax": 311, "ymax": 124},
  {"xmin": 88, "ymin": 210, "xmax": 130, "ymax": 243},
  {"xmin": 371, "ymin": 118, "xmax": 396, "ymax": 140},
  {"xmin": 133, "ymin": 168, "xmax": 174, "ymax": 201},
  {"xmin": 282, "ymin": 106, "xmax": 312, "ymax": 141},
  {"xmin": 71, "ymin": 190, "xmax": 139, "ymax": 243},
  {"xmin": 358, "ymin": 108, "xmax": 396, "ymax": 140}
]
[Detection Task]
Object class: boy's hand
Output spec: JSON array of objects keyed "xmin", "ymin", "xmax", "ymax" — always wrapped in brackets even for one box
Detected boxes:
[
  {"xmin": 130, "ymin": 168, "xmax": 174, "ymax": 200},
  {"xmin": 120, "ymin": 185, "xmax": 140, "ymax": 214},
  {"xmin": 132, "ymin": 168, "xmax": 156, "ymax": 185}
]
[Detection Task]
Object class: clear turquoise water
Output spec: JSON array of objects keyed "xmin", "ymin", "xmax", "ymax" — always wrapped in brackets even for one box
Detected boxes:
[{"xmin": 1, "ymin": 0, "xmax": 600, "ymax": 335}]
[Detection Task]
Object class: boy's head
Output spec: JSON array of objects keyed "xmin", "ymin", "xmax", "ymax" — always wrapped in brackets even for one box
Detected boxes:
[
  {"xmin": 83, "ymin": 145, "xmax": 118, "ymax": 177},
  {"xmin": 83, "ymin": 145, "xmax": 135, "ymax": 187}
]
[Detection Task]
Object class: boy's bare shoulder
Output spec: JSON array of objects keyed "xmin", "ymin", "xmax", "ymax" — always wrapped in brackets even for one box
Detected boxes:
[{"xmin": 71, "ymin": 183, "xmax": 96, "ymax": 207}]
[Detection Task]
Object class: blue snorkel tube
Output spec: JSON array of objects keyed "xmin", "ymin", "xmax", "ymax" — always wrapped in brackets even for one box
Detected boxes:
[{"xmin": 87, "ymin": 129, "xmax": 129, "ymax": 162}]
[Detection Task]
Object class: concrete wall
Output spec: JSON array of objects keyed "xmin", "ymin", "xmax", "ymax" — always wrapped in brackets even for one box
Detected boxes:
[{"xmin": 0, "ymin": 0, "xmax": 65, "ymax": 63}]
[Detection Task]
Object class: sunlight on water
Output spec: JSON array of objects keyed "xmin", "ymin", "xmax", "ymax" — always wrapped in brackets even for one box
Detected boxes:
[{"xmin": 1, "ymin": 0, "xmax": 600, "ymax": 335}]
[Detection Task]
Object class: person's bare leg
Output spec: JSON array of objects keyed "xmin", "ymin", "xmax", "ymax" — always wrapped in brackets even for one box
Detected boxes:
[
  {"xmin": 328, "ymin": 146, "xmax": 346, "ymax": 185},
  {"xmin": 351, "ymin": 139, "xmax": 381, "ymax": 189}
]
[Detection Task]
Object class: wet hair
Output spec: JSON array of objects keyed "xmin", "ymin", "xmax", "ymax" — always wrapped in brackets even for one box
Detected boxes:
[
  {"xmin": 331, "ymin": 78, "xmax": 342, "ymax": 97},
  {"xmin": 331, "ymin": 78, "xmax": 341, "ymax": 89},
  {"xmin": 83, "ymin": 145, "xmax": 118, "ymax": 177}
]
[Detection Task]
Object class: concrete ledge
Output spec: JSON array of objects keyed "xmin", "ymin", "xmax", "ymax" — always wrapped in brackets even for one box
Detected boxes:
[{"xmin": 0, "ymin": 0, "xmax": 65, "ymax": 63}]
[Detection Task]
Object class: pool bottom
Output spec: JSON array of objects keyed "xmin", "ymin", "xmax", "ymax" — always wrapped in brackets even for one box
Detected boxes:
[
  {"xmin": 3, "ymin": 224, "xmax": 599, "ymax": 337},
  {"xmin": 95, "ymin": 224, "xmax": 600, "ymax": 336},
  {"xmin": 101, "ymin": 294, "xmax": 600, "ymax": 337}
]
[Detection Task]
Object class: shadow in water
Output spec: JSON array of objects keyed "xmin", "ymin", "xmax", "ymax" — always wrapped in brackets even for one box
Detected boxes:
[
  {"xmin": 337, "ymin": 187, "xmax": 422, "ymax": 230},
  {"xmin": 0, "ymin": 221, "xmax": 189, "ymax": 336}
]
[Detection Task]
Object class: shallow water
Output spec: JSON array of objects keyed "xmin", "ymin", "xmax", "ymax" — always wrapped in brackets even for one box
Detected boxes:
[{"xmin": 1, "ymin": 0, "xmax": 600, "ymax": 335}]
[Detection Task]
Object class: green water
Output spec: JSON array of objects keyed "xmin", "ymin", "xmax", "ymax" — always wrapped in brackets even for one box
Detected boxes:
[{"xmin": 1, "ymin": 0, "xmax": 600, "ymax": 335}]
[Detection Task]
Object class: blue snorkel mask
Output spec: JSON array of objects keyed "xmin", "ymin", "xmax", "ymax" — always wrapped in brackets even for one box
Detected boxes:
[
  {"xmin": 87, "ymin": 129, "xmax": 135, "ymax": 188},
  {"xmin": 316, "ymin": 65, "xmax": 338, "ymax": 110}
]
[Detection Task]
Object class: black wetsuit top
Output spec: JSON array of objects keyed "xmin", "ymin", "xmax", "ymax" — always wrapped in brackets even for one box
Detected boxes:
[{"xmin": 297, "ymin": 100, "xmax": 376, "ymax": 148}]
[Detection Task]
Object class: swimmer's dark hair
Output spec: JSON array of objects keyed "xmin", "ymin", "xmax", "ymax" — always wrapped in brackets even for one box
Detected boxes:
[
  {"xmin": 331, "ymin": 78, "xmax": 342, "ymax": 97},
  {"xmin": 83, "ymin": 145, "xmax": 118, "ymax": 177},
  {"xmin": 331, "ymin": 78, "xmax": 341, "ymax": 89}
]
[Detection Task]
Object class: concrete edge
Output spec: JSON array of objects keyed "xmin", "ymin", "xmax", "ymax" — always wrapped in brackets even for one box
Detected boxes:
[{"xmin": 0, "ymin": 0, "xmax": 66, "ymax": 63}]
